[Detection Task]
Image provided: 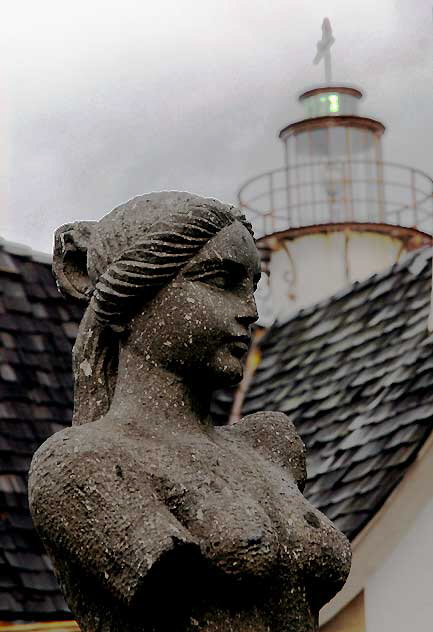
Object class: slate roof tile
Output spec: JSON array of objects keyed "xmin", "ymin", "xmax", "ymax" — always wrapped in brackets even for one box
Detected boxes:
[
  {"xmin": 385, "ymin": 422, "xmax": 431, "ymax": 449},
  {"xmin": 383, "ymin": 442, "xmax": 419, "ymax": 466},
  {"xmin": 0, "ymin": 592, "xmax": 22, "ymax": 613}
]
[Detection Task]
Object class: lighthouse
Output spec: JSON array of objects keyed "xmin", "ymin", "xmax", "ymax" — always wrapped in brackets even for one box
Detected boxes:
[{"xmin": 239, "ymin": 19, "xmax": 433, "ymax": 326}]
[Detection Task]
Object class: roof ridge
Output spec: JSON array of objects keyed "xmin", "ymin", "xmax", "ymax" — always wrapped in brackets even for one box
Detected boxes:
[{"xmin": 0, "ymin": 236, "xmax": 52, "ymax": 265}]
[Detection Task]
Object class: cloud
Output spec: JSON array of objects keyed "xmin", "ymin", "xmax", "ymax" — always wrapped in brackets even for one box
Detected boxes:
[{"xmin": 1, "ymin": 0, "xmax": 432, "ymax": 252}]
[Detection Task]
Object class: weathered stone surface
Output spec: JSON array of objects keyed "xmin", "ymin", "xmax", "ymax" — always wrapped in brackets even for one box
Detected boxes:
[{"xmin": 28, "ymin": 192, "xmax": 351, "ymax": 631}]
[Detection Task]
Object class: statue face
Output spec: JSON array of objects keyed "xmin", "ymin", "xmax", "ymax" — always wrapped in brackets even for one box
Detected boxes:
[{"xmin": 126, "ymin": 220, "xmax": 261, "ymax": 387}]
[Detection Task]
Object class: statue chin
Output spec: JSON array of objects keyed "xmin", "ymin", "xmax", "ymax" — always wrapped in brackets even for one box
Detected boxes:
[
  {"xmin": 187, "ymin": 361, "xmax": 244, "ymax": 391},
  {"xmin": 206, "ymin": 353, "xmax": 245, "ymax": 389},
  {"xmin": 215, "ymin": 367, "xmax": 244, "ymax": 389}
]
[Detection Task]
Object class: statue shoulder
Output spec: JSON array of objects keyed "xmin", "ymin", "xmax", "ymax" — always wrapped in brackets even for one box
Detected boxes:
[
  {"xmin": 28, "ymin": 422, "xmax": 160, "ymax": 520},
  {"xmin": 29, "ymin": 424, "xmax": 120, "ymax": 486},
  {"xmin": 28, "ymin": 423, "xmax": 199, "ymax": 608},
  {"xmin": 232, "ymin": 411, "xmax": 307, "ymax": 491},
  {"xmin": 29, "ymin": 425, "xmax": 117, "ymax": 523},
  {"xmin": 29, "ymin": 426, "xmax": 82, "ymax": 484}
]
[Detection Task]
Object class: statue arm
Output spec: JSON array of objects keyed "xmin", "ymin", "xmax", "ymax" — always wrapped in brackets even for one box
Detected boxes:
[{"xmin": 28, "ymin": 431, "xmax": 200, "ymax": 608}]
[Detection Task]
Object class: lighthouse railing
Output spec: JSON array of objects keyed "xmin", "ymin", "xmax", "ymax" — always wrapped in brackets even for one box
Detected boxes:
[{"xmin": 238, "ymin": 160, "xmax": 433, "ymax": 239}]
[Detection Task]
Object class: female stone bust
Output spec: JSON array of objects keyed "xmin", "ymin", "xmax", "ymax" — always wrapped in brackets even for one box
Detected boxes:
[{"xmin": 29, "ymin": 192, "xmax": 351, "ymax": 632}]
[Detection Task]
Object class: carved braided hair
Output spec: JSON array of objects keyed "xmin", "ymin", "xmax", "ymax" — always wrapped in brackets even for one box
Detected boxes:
[
  {"xmin": 90, "ymin": 201, "xmax": 253, "ymax": 326},
  {"xmin": 52, "ymin": 192, "xmax": 254, "ymax": 424}
]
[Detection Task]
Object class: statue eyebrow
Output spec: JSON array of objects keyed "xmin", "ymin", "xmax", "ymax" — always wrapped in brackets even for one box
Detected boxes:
[{"xmin": 183, "ymin": 258, "xmax": 249, "ymax": 280}]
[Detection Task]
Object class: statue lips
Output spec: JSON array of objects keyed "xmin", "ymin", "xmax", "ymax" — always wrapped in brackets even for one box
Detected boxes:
[{"xmin": 225, "ymin": 335, "xmax": 251, "ymax": 359}]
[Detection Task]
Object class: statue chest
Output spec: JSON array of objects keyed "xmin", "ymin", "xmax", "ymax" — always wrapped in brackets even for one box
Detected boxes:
[{"xmin": 140, "ymin": 435, "xmax": 350, "ymax": 601}]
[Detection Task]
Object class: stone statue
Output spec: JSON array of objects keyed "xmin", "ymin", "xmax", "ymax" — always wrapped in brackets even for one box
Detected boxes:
[{"xmin": 29, "ymin": 192, "xmax": 351, "ymax": 632}]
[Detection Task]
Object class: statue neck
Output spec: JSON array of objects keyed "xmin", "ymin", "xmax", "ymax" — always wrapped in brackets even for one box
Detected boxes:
[{"xmin": 107, "ymin": 345, "xmax": 214, "ymax": 435}]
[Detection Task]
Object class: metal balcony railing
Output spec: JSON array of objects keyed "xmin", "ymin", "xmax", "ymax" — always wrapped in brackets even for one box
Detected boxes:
[{"xmin": 238, "ymin": 160, "xmax": 433, "ymax": 239}]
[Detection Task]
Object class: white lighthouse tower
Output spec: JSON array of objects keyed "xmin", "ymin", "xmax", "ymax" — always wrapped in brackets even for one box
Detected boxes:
[{"xmin": 240, "ymin": 19, "xmax": 433, "ymax": 325}]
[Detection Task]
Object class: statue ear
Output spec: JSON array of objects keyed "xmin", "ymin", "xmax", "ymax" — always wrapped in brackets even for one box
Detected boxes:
[{"xmin": 53, "ymin": 221, "xmax": 97, "ymax": 302}]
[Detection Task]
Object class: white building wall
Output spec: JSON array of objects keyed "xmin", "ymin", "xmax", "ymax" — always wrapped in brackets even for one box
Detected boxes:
[
  {"xmin": 263, "ymin": 231, "xmax": 404, "ymax": 324},
  {"xmin": 364, "ymin": 491, "xmax": 433, "ymax": 632}
]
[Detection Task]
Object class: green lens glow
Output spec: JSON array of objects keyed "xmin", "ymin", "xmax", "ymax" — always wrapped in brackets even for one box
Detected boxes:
[{"xmin": 329, "ymin": 94, "xmax": 339, "ymax": 113}]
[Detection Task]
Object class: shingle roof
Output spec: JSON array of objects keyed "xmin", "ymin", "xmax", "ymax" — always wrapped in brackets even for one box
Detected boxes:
[
  {"xmin": 0, "ymin": 239, "xmax": 82, "ymax": 621},
  {"xmin": 230, "ymin": 246, "xmax": 433, "ymax": 540}
]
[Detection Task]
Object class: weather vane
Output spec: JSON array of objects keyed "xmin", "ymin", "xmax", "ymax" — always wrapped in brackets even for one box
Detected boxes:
[{"xmin": 313, "ymin": 18, "xmax": 335, "ymax": 83}]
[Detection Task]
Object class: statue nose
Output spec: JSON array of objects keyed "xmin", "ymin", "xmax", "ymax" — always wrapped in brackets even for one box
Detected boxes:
[{"xmin": 237, "ymin": 297, "xmax": 259, "ymax": 327}]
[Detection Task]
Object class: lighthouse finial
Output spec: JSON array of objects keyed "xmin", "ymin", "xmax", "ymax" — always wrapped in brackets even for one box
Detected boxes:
[{"xmin": 313, "ymin": 18, "xmax": 335, "ymax": 83}]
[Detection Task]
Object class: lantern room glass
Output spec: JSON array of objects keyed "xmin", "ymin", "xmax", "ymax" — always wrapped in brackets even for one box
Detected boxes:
[{"xmin": 302, "ymin": 92, "xmax": 360, "ymax": 118}]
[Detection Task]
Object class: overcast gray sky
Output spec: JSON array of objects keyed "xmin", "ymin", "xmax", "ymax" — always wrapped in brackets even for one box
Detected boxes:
[{"xmin": 0, "ymin": 0, "xmax": 431, "ymax": 253}]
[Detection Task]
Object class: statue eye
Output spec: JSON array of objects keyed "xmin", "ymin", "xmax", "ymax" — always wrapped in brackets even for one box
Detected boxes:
[{"xmin": 206, "ymin": 272, "xmax": 231, "ymax": 289}]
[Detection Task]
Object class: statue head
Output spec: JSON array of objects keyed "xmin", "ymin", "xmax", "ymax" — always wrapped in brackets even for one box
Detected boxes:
[{"xmin": 53, "ymin": 192, "xmax": 260, "ymax": 425}]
